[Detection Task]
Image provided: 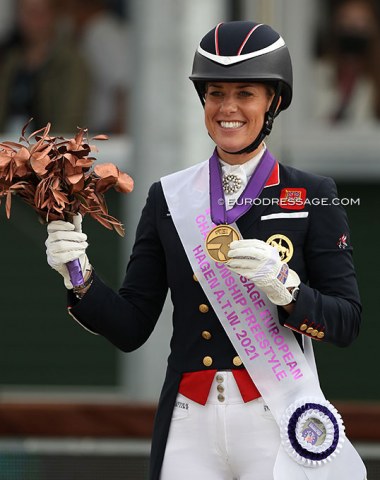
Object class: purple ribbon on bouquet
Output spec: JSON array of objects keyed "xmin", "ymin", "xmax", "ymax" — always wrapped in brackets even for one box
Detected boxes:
[
  {"xmin": 66, "ymin": 259, "xmax": 84, "ymax": 287},
  {"xmin": 209, "ymin": 147, "xmax": 276, "ymax": 225}
]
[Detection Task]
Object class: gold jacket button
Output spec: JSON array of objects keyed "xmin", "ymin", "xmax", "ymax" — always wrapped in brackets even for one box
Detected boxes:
[
  {"xmin": 233, "ymin": 356, "xmax": 243, "ymax": 367},
  {"xmin": 311, "ymin": 329, "xmax": 319, "ymax": 337},
  {"xmin": 203, "ymin": 356, "xmax": 213, "ymax": 367},
  {"xmin": 199, "ymin": 304, "xmax": 209, "ymax": 313},
  {"xmin": 193, "ymin": 274, "xmax": 198, "ymax": 282},
  {"xmin": 300, "ymin": 324, "xmax": 308, "ymax": 331},
  {"xmin": 306, "ymin": 327, "xmax": 314, "ymax": 334},
  {"xmin": 317, "ymin": 331, "xmax": 325, "ymax": 339},
  {"xmin": 202, "ymin": 331, "xmax": 212, "ymax": 340}
]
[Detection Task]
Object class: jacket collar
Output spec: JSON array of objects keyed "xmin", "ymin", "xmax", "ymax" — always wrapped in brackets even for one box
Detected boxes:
[{"xmin": 264, "ymin": 161, "xmax": 280, "ymax": 188}]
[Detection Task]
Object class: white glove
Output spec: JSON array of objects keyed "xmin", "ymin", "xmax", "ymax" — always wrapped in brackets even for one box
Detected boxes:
[
  {"xmin": 227, "ymin": 239, "xmax": 300, "ymax": 305},
  {"xmin": 46, "ymin": 214, "xmax": 91, "ymax": 289}
]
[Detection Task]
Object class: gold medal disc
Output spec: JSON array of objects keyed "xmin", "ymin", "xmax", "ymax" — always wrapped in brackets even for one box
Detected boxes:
[
  {"xmin": 205, "ymin": 225, "xmax": 240, "ymax": 262},
  {"xmin": 266, "ymin": 234, "xmax": 294, "ymax": 263}
]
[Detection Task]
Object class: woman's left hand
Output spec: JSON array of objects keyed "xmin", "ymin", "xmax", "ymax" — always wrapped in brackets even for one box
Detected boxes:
[{"xmin": 227, "ymin": 239, "xmax": 300, "ymax": 306}]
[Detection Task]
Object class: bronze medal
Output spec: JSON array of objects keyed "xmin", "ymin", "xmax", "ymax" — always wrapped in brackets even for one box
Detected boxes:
[{"xmin": 205, "ymin": 225, "xmax": 240, "ymax": 262}]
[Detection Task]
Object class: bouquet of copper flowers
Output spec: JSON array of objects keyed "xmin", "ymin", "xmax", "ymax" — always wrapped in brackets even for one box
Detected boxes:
[{"xmin": 0, "ymin": 121, "xmax": 134, "ymax": 286}]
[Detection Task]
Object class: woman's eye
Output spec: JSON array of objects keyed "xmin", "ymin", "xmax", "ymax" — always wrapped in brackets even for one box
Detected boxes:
[
  {"xmin": 239, "ymin": 90, "xmax": 253, "ymax": 97},
  {"xmin": 208, "ymin": 90, "xmax": 223, "ymax": 97}
]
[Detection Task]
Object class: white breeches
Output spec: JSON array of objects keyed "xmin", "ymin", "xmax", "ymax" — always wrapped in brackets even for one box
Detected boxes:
[{"xmin": 160, "ymin": 371, "xmax": 280, "ymax": 480}]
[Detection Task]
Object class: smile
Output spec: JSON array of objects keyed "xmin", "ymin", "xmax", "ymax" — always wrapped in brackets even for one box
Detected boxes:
[{"xmin": 218, "ymin": 121, "xmax": 245, "ymax": 129}]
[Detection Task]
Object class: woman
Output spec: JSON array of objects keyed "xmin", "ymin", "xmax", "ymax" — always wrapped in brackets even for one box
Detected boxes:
[{"xmin": 45, "ymin": 21, "xmax": 364, "ymax": 480}]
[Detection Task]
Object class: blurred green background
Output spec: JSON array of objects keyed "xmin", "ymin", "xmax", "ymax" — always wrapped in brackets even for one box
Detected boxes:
[{"xmin": 0, "ymin": 192, "xmax": 122, "ymax": 387}]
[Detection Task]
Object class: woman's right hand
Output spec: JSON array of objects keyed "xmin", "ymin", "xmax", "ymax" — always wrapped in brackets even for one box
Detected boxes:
[{"xmin": 45, "ymin": 214, "xmax": 91, "ymax": 289}]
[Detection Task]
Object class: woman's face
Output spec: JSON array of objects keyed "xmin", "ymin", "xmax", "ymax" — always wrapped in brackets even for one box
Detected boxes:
[{"xmin": 204, "ymin": 82, "xmax": 274, "ymax": 164}]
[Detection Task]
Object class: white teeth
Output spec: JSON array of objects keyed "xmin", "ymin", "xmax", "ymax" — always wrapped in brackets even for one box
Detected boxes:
[{"xmin": 220, "ymin": 121, "xmax": 244, "ymax": 129}]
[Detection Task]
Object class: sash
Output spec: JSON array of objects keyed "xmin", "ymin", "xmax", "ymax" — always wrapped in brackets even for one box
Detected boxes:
[{"xmin": 161, "ymin": 156, "xmax": 366, "ymax": 480}]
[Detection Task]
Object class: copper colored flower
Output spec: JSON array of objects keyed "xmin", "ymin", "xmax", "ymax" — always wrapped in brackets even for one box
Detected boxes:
[{"xmin": 0, "ymin": 120, "xmax": 134, "ymax": 235}]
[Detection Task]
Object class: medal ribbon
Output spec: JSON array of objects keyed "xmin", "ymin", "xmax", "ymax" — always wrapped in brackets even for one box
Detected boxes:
[{"xmin": 209, "ymin": 147, "xmax": 276, "ymax": 225}]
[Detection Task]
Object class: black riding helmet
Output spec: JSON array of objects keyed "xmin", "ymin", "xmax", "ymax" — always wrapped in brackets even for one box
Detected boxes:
[{"xmin": 189, "ymin": 21, "xmax": 293, "ymax": 155}]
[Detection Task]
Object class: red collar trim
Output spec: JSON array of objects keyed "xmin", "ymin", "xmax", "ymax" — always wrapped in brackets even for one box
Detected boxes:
[{"xmin": 264, "ymin": 161, "xmax": 280, "ymax": 188}]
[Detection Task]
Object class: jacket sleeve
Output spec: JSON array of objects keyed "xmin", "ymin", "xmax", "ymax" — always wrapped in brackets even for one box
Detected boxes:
[
  {"xmin": 67, "ymin": 182, "xmax": 169, "ymax": 352},
  {"xmin": 279, "ymin": 177, "xmax": 362, "ymax": 347}
]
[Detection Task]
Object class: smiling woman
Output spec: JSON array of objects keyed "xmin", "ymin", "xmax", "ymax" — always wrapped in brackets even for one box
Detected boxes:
[
  {"xmin": 190, "ymin": 21, "xmax": 292, "ymax": 165},
  {"xmin": 42, "ymin": 20, "xmax": 366, "ymax": 480},
  {"xmin": 204, "ymin": 82, "xmax": 275, "ymax": 164}
]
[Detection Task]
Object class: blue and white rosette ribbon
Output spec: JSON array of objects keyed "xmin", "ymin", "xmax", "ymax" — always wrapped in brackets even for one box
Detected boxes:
[{"xmin": 280, "ymin": 398, "xmax": 345, "ymax": 467}]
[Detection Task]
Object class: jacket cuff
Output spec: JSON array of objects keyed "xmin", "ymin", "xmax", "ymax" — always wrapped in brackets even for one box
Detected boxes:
[
  {"xmin": 67, "ymin": 277, "xmax": 101, "ymax": 335},
  {"xmin": 279, "ymin": 283, "xmax": 325, "ymax": 341}
]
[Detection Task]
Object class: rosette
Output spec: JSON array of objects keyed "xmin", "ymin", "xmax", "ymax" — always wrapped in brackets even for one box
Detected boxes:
[{"xmin": 280, "ymin": 398, "xmax": 345, "ymax": 467}]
